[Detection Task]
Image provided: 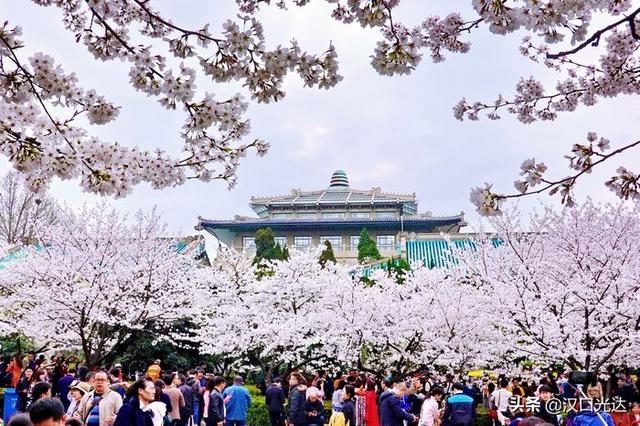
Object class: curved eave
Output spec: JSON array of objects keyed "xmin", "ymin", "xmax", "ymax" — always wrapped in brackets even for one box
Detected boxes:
[{"xmin": 197, "ymin": 215, "xmax": 464, "ymax": 233}]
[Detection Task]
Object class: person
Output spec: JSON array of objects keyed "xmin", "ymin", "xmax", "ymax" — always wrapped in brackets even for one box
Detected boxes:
[
  {"xmin": 206, "ymin": 376, "xmax": 226, "ymax": 426},
  {"xmin": 113, "ymin": 377, "xmax": 160, "ymax": 426},
  {"xmin": 287, "ymin": 373, "xmax": 308, "ymax": 426},
  {"xmin": 408, "ymin": 377, "xmax": 428, "ymax": 420},
  {"xmin": 511, "ymin": 379, "xmax": 525, "ymax": 398},
  {"xmin": 304, "ymin": 387, "xmax": 325, "ymax": 426},
  {"xmin": 377, "ymin": 379, "xmax": 393, "ymax": 409},
  {"xmin": 331, "ymin": 380, "xmax": 346, "ymax": 412},
  {"xmin": 490, "ymin": 379, "xmax": 513, "ymax": 426},
  {"xmin": 265, "ymin": 378, "xmax": 285, "ymax": 426},
  {"xmin": 66, "ymin": 381, "xmax": 91, "ymax": 418},
  {"xmin": 419, "ymin": 387, "xmax": 444, "ymax": 426},
  {"xmin": 17, "ymin": 367, "xmax": 35, "ymax": 412},
  {"xmin": 31, "ymin": 382, "xmax": 53, "ymax": 406},
  {"xmin": 76, "ymin": 370, "xmax": 123, "ymax": 426},
  {"xmin": 194, "ymin": 369, "xmax": 205, "ymax": 425},
  {"xmin": 340, "ymin": 385, "xmax": 356, "ymax": 426},
  {"xmin": 512, "ymin": 417, "xmax": 546, "ymax": 426},
  {"xmin": 163, "ymin": 373, "xmax": 185, "ymax": 426},
  {"xmin": 587, "ymin": 378, "xmax": 604, "ymax": 401},
  {"xmin": 536, "ymin": 385, "xmax": 559, "ymax": 426},
  {"xmin": 186, "ymin": 371, "xmax": 202, "ymax": 426},
  {"xmin": 379, "ymin": 382, "xmax": 418, "ymax": 426},
  {"xmin": 29, "ymin": 398, "xmax": 66, "ymax": 426},
  {"xmin": 442, "ymin": 383, "xmax": 475, "ymax": 426},
  {"xmin": 364, "ymin": 380, "xmax": 380, "ymax": 426},
  {"xmin": 8, "ymin": 413, "xmax": 33, "ymax": 426},
  {"xmin": 573, "ymin": 399, "xmax": 615, "ymax": 426},
  {"xmin": 108, "ymin": 369, "xmax": 126, "ymax": 400},
  {"xmin": 481, "ymin": 379, "xmax": 491, "ymax": 410},
  {"xmin": 203, "ymin": 378, "xmax": 214, "ymax": 426},
  {"xmin": 222, "ymin": 376, "xmax": 252, "ymax": 426},
  {"xmin": 178, "ymin": 374, "xmax": 195, "ymax": 426},
  {"xmin": 153, "ymin": 379, "xmax": 173, "ymax": 425},
  {"xmin": 324, "ymin": 372, "xmax": 335, "ymax": 402},
  {"xmin": 58, "ymin": 370, "xmax": 77, "ymax": 410},
  {"xmin": 146, "ymin": 361, "xmax": 162, "ymax": 381},
  {"xmin": 24, "ymin": 353, "xmax": 37, "ymax": 372},
  {"xmin": 34, "ymin": 368, "xmax": 49, "ymax": 384},
  {"xmin": 614, "ymin": 377, "xmax": 639, "ymax": 410},
  {"xmin": 621, "ymin": 402, "xmax": 640, "ymax": 426},
  {"xmin": 8, "ymin": 355, "xmax": 24, "ymax": 388}
]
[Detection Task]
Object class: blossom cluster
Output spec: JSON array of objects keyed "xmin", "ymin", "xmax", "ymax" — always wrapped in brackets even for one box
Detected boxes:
[
  {"xmin": 468, "ymin": 131, "xmax": 639, "ymax": 215},
  {"xmin": 1, "ymin": 1, "xmax": 342, "ymax": 196}
]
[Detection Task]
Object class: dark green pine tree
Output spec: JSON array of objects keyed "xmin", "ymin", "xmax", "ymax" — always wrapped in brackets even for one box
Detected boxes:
[
  {"xmin": 386, "ymin": 257, "xmax": 410, "ymax": 284},
  {"xmin": 253, "ymin": 227, "xmax": 285, "ymax": 264},
  {"xmin": 319, "ymin": 240, "xmax": 337, "ymax": 267},
  {"xmin": 281, "ymin": 244, "xmax": 290, "ymax": 260},
  {"xmin": 357, "ymin": 228, "xmax": 382, "ymax": 264}
]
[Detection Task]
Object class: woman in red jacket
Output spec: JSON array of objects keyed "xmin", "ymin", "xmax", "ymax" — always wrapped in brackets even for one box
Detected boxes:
[{"xmin": 364, "ymin": 380, "xmax": 380, "ymax": 426}]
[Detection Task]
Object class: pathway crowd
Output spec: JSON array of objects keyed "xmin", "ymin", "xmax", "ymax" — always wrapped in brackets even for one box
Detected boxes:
[{"xmin": 2, "ymin": 353, "xmax": 640, "ymax": 426}]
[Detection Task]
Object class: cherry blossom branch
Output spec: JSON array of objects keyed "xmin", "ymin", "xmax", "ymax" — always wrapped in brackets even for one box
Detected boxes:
[
  {"xmin": 547, "ymin": 7, "xmax": 640, "ymax": 59},
  {"xmin": 470, "ymin": 135, "xmax": 640, "ymax": 216},
  {"xmin": 132, "ymin": 0, "xmax": 225, "ymax": 44}
]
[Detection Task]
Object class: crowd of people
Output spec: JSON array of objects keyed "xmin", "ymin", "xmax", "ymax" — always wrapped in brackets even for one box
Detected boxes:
[
  {"xmin": 2, "ymin": 355, "xmax": 252, "ymax": 426},
  {"xmin": 3, "ymin": 352, "xmax": 640, "ymax": 426}
]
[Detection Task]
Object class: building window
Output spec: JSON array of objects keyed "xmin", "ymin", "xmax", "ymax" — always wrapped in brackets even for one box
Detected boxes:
[
  {"xmin": 322, "ymin": 212, "xmax": 345, "ymax": 218},
  {"xmin": 274, "ymin": 236, "xmax": 287, "ymax": 247},
  {"xmin": 321, "ymin": 236, "xmax": 342, "ymax": 250},
  {"xmin": 349, "ymin": 236, "xmax": 360, "ymax": 251},
  {"xmin": 294, "ymin": 236, "xmax": 312, "ymax": 248},
  {"xmin": 376, "ymin": 235, "xmax": 395, "ymax": 249},
  {"xmin": 351, "ymin": 212, "xmax": 370, "ymax": 218},
  {"xmin": 375, "ymin": 211, "xmax": 396, "ymax": 218},
  {"xmin": 273, "ymin": 213, "xmax": 292, "ymax": 219},
  {"xmin": 242, "ymin": 237, "xmax": 255, "ymax": 249},
  {"xmin": 297, "ymin": 212, "xmax": 317, "ymax": 219}
]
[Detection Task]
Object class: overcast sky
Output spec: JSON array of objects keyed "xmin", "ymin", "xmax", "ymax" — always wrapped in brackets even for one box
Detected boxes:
[{"xmin": 2, "ymin": 1, "xmax": 640, "ymax": 235}]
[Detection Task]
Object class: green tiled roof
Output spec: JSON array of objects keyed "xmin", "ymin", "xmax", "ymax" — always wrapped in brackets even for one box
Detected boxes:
[
  {"xmin": 406, "ymin": 238, "xmax": 501, "ymax": 268},
  {"xmin": 406, "ymin": 239, "xmax": 473, "ymax": 268}
]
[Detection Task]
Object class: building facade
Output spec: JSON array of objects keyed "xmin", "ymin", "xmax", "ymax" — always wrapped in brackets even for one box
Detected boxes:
[{"xmin": 196, "ymin": 170, "xmax": 467, "ymax": 264}]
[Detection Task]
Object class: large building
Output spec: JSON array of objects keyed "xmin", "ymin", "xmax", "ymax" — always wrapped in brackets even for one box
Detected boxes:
[{"xmin": 196, "ymin": 171, "xmax": 467, "ymax": 264}]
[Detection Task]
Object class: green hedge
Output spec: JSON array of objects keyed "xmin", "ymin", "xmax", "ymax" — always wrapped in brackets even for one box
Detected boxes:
[{"xmin": 246, "ymin": 385, "xmax": 270, "ymax": 426}]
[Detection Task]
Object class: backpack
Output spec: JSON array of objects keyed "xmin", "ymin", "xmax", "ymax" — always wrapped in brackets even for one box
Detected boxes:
[{"xmin": 329, "ymin": 411, "xmax": 348, "ymax": 426}]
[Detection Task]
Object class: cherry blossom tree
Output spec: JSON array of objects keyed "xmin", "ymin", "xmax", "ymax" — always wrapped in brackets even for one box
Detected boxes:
[
  {"xmin": 456, "ymin": 201, "xmax": 640, "ymax": 371},
  {"xmin": 2, "ymin": 1, "xmax": 639, "ymax": 209},
  {"xmin": 334, "ymin": 267, "xmax": 495, "ymax": 378},
  {"xmin": 197, "ymin": 247, "xmax": 495, "ymax": 380},
  {"xmin": 195, "ymin": 248, "xmax": 349, "ymax": 382},
  {"xmin": 0, "ymin": 171, "xmax": 58, "ymax": 245},
  {"xmin": 2, "ymin": 203, "xmax": 202, "ymax": 367}
]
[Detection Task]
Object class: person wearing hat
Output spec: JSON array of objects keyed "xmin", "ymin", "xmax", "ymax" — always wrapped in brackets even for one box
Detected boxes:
[{"xmin": 67, "ymin": 380, "xmax": 92, "ymax": 418}]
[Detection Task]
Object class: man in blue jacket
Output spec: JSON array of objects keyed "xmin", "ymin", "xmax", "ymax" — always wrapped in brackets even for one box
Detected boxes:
[
  {"xmin": 223, "ymin": 376, "xmax": 253, "ymax": 426},
  {"xmin": 443, "ymin": 383, "xmax": 475, "ymax": 426},
  {"xmin": 573, "ymin": 398, "xmax": 614, "ymax": 426},
  {"xmin": 379, "ymin": 382, "xmax": 418, "ymax": 426}
]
